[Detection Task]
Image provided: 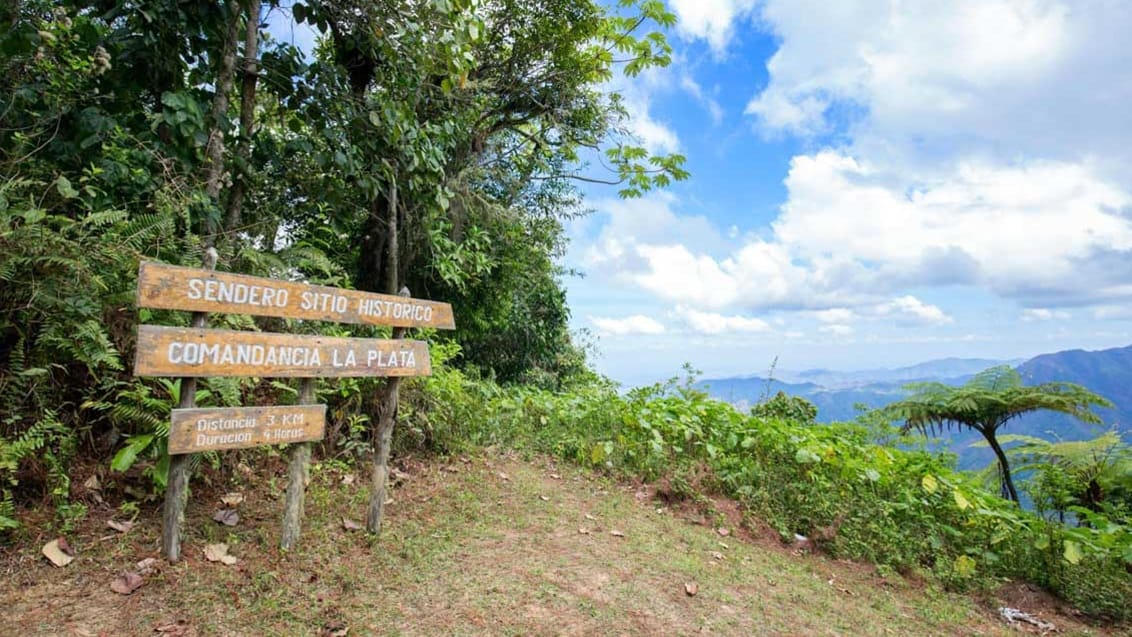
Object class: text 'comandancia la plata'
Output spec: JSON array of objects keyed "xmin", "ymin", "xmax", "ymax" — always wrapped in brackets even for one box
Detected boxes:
[{"xmin": 166, "ymin": 342, "xmax": 417, "ymax": 368}]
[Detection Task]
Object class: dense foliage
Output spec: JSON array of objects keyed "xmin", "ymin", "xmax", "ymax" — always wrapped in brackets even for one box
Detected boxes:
[
  {"xmin": 396, "ymin": 364, "xmax": 1132, "ymax": 620},
  {"xmin": 0, "ymin": 0, "xmax": 683, "ymax": 528}
]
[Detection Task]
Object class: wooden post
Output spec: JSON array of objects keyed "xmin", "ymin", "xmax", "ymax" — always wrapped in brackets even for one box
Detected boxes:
[
  {"xmin": 162, "ymin": 248, "xmax": 218, "ymax": 562},
  {"xmin": 280, "ymin": 378, "xmax": 315, "ymax": 550},
  {"xmin": 367, "ymin": 289, "xmax": 409, "ymax": 533}
]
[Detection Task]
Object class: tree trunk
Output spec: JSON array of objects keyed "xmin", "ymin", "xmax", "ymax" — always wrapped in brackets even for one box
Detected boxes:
[
  {"xmin": 367, "ymin": 181, "xmax": 404, "ymax": 533},
  {"xmin": 982, "ymin": 427, "xmax": 1020, "ymax": 503},
  {"xmin": 162, "ymin": 248, "xmax": 218, "ymax": 562},
  {"xmin": 202, "ymin": 3, "xmax": 241, "ymax": 240},
  {"xmin": 280, "ymin": 378, "xmax": 315, "ymax": 550},
  {"xmin": 223, "ymin": 0, "xmax": 262, "ymax": 236}
]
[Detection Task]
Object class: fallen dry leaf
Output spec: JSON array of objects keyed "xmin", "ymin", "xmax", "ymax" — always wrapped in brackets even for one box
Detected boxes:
[
  {"xmin": 110, "ymin": 571, "xmax": 144, "ymax": 595},
  {"xmin": 685, "ymin": 582, "xmax": 698, "ymax": 597},
  {"xmin": 341, "ymin": 517, "xmax": 362, "ymax": 531},
  {"xmin": 610, "ymin": 529, "xmax": 625, "ymax": 537},
  {"xmin": 320, "ymin": 622, "xmax": 349, "ymax": 637},
  {"xmin": 42, "ymin": 538, "xmax": 74, "ymax": 567},
  {"xmin": 710, "ymin": 551, "xmax": 725, "ymax": 561},
  {"xmin": 107, "ymin": 519, "xmax": 134, "ymax": 534},
  {"xmin": 340, "ymin": 474, "xmax": 356, "ymax": 486},
  {"xmin": 136, "ymin": 557, "xmax": 159, "ymax": 575},
  {"xmin": 538, "ymin": 495, "xmax": 550, "ymax": 502},
  {"xmin": 212, "ymin": 509, "xmax": 240, "ymax": 526},
  {"xmin": 717, "ymin": 527, "xmax": 731, "ymax": 537},
  {"xmin": 578, "ymin": 528, "xmax": 591, "ymax": 535},
  {"xmin": 584, "ymin": 513, "xmax": 596, "ymax": 521},
  {"xmin": 220, "ymin": 492, "xmax": 244, "ymax": 507},
  {"xmin": 84, "ymin": 474, "xmax": 101, "ymax": 491},
  {"xmin": 204, "ymin": 543, "xmax": 238, "ymax": 565},
  {"xmin": 154, "ymin": 620, "xmax": 190, "ymax": 635},
  {"xmin": 498, "ymin": 472, "xmax": 510, "ymax": 481},
  {"xmin": 550, "ymin": 473, "xmax": 561, "ymax": 480}
]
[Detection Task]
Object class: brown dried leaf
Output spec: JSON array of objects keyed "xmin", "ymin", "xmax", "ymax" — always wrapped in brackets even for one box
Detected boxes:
[
  {"xmin": 497, "ymin": 472, "xmax": 510, "ymax": 481},
  {"xmin": 83, "ymin": 474, "xmax": 101, "ymax": 491},
  {"xmin": 136, "ymin": 557, "xmax": 159, "ymax": 575},
  {"xmin": 340, "ymin": 474, "xmax": 356, "ymax": 486},
  {"xmin": 684, "ymin": 582, "xmax": 698, "ymax": 597},
  {"xmin": 609, "ymin": 529, "xmax": 625, "ymax": 537},
  {"xmin": 550, "ymin": 473, "xmax": 561, "ymax": 480},
  {"xmin": 110, "ymin": 571, "xmax": 144, "ymax": 595},
  {"xmin": 578, "ymin": 528, "xmax": 591, "ymax": 535},
  {"xmin": 538, "ymin": 495, "xmax": 550, "ymax": 502},
  {"xmin": 717, "ymin": 527, "xmax": 731, "ymax": 537},
  {"xmin": 107, "ymin": 519, "xmax": 134, "ymax": 534},
  {"xmin": 212, "ymin": 509, "xmax": 239, "ymax": 526},
  {"xmin": 584, "ymin": 513, "xmax": 596, "ymax": 521},
  {"xmin": 341, "ymin": 517, "xmax": 362, "ymax": 531},
  {"xmin": 154, "ymin": 621, "xmax": 190, "ymax": 635},
  {"xmin": 220, "ymin": 492, "xmax": 244, "ymax": 507},
  {"xmin": 42, "ymin": 538, "xmax": 74, "ymax": 567},
  {"xmin": 710, "ymin": 551, "xmax": 725, "ymax": 561},
  {"xmin": 204, "ymin": 543, "xmax": 238, "ymax": 565}
]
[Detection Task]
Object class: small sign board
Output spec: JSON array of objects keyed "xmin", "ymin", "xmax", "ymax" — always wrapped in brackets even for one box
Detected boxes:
[
  {"xmin": 135, "ymin": 325, "xmax": 432, "ymax": 378},
  {"xmin": 169, "ymin": 404, "xmax": 327, "ymax": 454},
  {"xmin": 137, "ymin": 261, "xmax": 455, "ymax": 329}
]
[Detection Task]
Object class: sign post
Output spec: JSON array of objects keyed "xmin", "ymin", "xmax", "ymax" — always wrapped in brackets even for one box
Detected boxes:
[{"xmin": 134, "ymin": 261, "xmax": 454, "ymax": 559}]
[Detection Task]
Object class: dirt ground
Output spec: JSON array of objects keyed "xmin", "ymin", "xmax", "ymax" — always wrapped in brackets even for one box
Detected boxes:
[{"xmin": 0, "ymin": 452, "xmax": 1122, "ymax": 636}]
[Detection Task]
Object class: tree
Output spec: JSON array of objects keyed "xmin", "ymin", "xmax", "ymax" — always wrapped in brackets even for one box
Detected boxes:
[{"xmin": 884, "ymin": 366, "xmax": 1111, "ymax": 503}]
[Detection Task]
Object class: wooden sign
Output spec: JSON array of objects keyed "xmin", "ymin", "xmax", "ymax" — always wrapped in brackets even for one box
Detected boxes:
[
  {"xmin": 169, "ymin": 405, "xmax": 326, "ymax": 454},
  {"xmin": 137, "ymin": 261, "xmax": 455, "ymax": 329},
  {"xmin": 134, "ymin": 325, "xmax": 432, "ymax": 378}
]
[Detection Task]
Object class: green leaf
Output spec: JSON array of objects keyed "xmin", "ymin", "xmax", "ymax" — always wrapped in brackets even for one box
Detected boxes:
[
  {"xmin": 1063, "ymin": 539, "xmax": 1083, "ymax": 565},
  {"xmin": 952, "ymin": 489, "xmax": 970, "ymax": 510},
  {"xmin": 953, "ymin": 554, "xmax": 976, "ymax": 577},
  {"xmin": 111, "ymin": 435, "xmax": 154, "ymax": 473},
  {"xmin": 1034, "ymin": 534, "xmax": 1051, "ymax": 550},
  {"xmin": 921, "ymin": 474, "xmax": 938, "ymax": 494},
  {"xmin": 56, "ymin": 176, "xmax": 79, "ymax": 199}
]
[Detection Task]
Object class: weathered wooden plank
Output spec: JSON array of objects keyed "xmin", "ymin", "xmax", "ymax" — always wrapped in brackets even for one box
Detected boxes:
[
  {"xmin": 134, "ymin": 325, "xmax": 432, "ymax": 378},
  {"xmin": 136, "ymin": 261, "xmax": 455, "ymax": 329},
  {"xmin": 169, "ymin": 404, "xmax": 326, "ymax": 454}
]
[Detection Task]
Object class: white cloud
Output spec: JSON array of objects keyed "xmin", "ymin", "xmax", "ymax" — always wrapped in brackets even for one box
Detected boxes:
[
  {"xmin": 669, "ymin": 0, "xmax": 759, "ymax": 55},
  {"xmin": 680, "ymin": 75, "xmax": 724, "ymax": 124},
  {"xmin": 745, "ymin": 1, "xmax": 1132, "ymax": 180},
  {"xmin": 623, "ymin": 93, "xmax": 680, "ymax": 154},
  {"xmin": 1022, "ymin": 308, "xmax": 1071, "ymax": 321},
  {"xmin": 874, "ymin": 296, "xmax": 953, "ymax": 326},
  {"xmin": 673, "ymin": 306, "xmax": 772, "ymax": 335},
  {"xmin": 811, "ymin": 308, "xmax": 857, "ymax": 324},
  {"xmin": 819, "ymin": 324, "xmax": 854, "ymax": 336},
  {"xmin": 589, "ymin": 315, "xmax": 666, "ymax": 336}
]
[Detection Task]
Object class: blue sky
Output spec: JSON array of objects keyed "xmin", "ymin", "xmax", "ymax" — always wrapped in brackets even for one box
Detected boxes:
[{"xmin": 565, "ymin": 0, "xmax": 1132, "ymax": 386}]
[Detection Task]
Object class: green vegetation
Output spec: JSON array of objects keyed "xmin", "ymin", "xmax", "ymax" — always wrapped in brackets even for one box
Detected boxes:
[
  {"xmin": 0, "ymin": 1, "xmax": 1127, "ymax": 629},
  {"xmin": 393, "ymin": 365, "xmax": 1131, "ymax": 621},
  {"xmin": 884, "ymin": 366, "xmax": 1112, "ymax": 502}
]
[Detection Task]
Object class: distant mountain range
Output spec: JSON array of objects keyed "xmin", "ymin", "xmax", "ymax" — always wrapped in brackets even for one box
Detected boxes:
[{"xmin": 699, "ymin": 345, "xmax": 1132, "ymax": 471}]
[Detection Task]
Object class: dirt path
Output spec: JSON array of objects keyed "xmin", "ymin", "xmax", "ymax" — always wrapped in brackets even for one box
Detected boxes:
[{"xmin": 0, "ymin": 452, "xmax": 1111, "ymax": 636}]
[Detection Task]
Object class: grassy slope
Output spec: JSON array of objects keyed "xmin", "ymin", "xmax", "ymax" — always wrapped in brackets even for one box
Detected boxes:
[{"xmin": 0, "ymin": 452, "xmax": 1112, "ymax": 636}]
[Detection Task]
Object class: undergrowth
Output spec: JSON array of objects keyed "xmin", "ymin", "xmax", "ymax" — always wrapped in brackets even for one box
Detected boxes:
[{"xmin": 396, "ymin": 363, "xmax": 1132, "ymax": 622}]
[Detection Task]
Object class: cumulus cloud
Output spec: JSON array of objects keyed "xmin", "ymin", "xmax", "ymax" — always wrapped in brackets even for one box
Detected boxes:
[
  {"xmin": 1021, "ymin": 308, "xmax": 1071, "ymax": 321},
  {"xmin": 589, "ymin": 315, "xmax": 666, "ymax": 336},
  {"xmin": 874, "ymin": 296, "xmax": 953, "ymax": 326},
  {"xmin": 669, "ymin": 0, "xmax": 759, "ymax": 55},
  {"xmin": 673, "ymin": 306, "xmax": 772, "ymax": 335},
  {"xmin": 745, "ymin": 1, "xmax": 1132, "ymax": 178}
]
